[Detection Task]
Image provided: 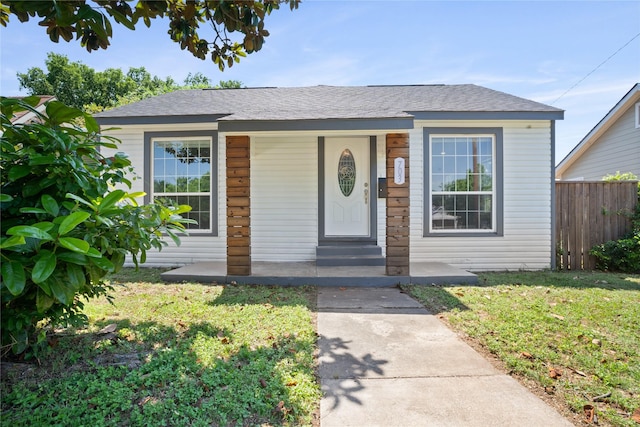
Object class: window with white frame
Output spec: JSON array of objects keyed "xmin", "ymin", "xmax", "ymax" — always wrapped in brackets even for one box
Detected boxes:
[
  {"xmin": 635, "ymin": 102, "xmax": 640, "ymax": 128},
  {"xmin": 152, "ymin": 137, "xmax": 212, "ymax": 231},
  {"xmin": 429, "ymin": 134, "xmax": 496, "ymax": 232}
]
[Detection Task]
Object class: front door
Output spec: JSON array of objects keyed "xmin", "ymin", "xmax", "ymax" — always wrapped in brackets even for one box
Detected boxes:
[{"xmin": 324, "ymin": 137, "xmax": 370, "ymax": 237}]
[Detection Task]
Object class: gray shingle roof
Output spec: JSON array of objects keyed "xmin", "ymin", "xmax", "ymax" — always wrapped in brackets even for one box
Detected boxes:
[{"xmin": 95, "ymin": 84, "xmax": 562, "ymax": 122}]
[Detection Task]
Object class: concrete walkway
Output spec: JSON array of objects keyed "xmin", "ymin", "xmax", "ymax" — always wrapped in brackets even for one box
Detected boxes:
[{"xmin": 317, "ymin": 287, "xmax": 573, "ymax": 427}]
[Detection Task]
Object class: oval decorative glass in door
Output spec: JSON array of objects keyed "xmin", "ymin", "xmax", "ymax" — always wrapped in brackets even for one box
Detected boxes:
[{"xmin": 338, "ymin": 149, "xmax": 356, "ymax": 197}]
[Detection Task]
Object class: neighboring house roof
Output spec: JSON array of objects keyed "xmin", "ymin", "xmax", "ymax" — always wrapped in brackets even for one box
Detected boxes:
[
  {"xmin": 556, "ymin": 83, "xmax": 640, "ymax": 177},
  {"xmin": 95, "ymin": 84, "xmax": 563, "ymax": 129},
  {"xmin": 9, "ymin": 95, "xmax": 56, "ymax": 124}
]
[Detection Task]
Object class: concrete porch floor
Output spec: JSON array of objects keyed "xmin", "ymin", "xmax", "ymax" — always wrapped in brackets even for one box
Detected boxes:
[{"xmin": 160, "ymin": 261, "xmax": 478, "ymax": 286}]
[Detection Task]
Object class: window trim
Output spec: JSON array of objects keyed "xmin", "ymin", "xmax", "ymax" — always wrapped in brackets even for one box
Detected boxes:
[
  {"xmin": 423, "ymin": 127, "xmax": 503, "ymax": 237},
  {"xmin": 144, "ymin": 130, "xmax": 218, "ymax": 236},
  {"xmin": 635, "ymin": 103, "xmax": 640, "ymax": 129}
]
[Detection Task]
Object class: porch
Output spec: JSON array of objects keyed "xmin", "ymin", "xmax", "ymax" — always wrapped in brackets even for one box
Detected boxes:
[{"xmin": 160, "ymin": 261, "xmax": 478, "ymax": 287}]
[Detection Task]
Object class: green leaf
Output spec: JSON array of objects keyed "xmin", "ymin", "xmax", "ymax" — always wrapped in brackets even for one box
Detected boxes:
[
  {"xmin": 90, "ymin": 255, "xmax": 115, "ymax": 272},
  {"xmin": 95, "ymin": 215, "xmax": 114, "ymax": 226},
  {"xmin": 36, "ymin": 279, "xmax": 51, "ymax": 296},
  {"xmin": 173, "ymin": 204, "xmax": 193, "ymax": 215},
  {"xmin": 98, "ymin": 189, "xmax": 125, "ymax": 213},
  {"xmin": 58, "ymin": 211, "xmax": 91, "ymax": 235},
  {"xmin": 45, "ymin": 101, "xmax": 84, "ymax": 126},
  {"xmin": 0, "ymin": 235, "xmax": 26, "ymax": 249},
  {"xmin": 49, "ymin": 278, "xmax": 77, "ymax": 305},
  {"xmin": 21, "ymin": 95, "xmax": 42, "ymax": 108},
  {"xmin": 58, "ymin": 236, "xmax": 90, "ymax": 253},
  {"xmin": 66, "ymin": 264, "xmax": 86, "ymax": 291},
  {"xmin": 42, "ymin": 194, "xmax": 60, "ymax": 216},
  {"xmin": 36, "ymin": 288, "xmax": 55, "ymax": 313},
  {"xmin": 84, "ymin": 248, "xmax": 102, "ymax": 259},
  {"xmin": 7, "ymin": 225, "xmax": 54, "ymax": 241},
  {"xmin": 48, "ymin": 276, "xmax": 76, "ymax": 306},
  {"xmin": 166, "ymin": 229, "xmax": 181, "ymax": 246},
  {"xmin": 110, "ymin": 251, "xmax": 126, "ymax": 271},
  {"xmin": 10, "ymin": 329, "xmax": 29, "ymax": 355},
  {"xmin": 32, "ymin": 221, "xmax": 54, "ymax": 232},
  {"xmin": 65, "ymin": 193, "xmax": 94, "ymax": 209},
  {"xmin": 29, "ymin": 155, "xmax": 56, "ymax": 165},
  {"xmin": 83, "ymin": 113, "xmax": 100, "ymax": 133},
  {"xmin": 57, "ymin": 251, "xmax": 89, "ymax": 265},
  {"xmin": 32, "ymin": 251, "xmax": 57, "ymax": 284},
  {"xmin": 19, "ymin": 207, "xmax": 48, "ymax": 214},
  {"xmin": 8, "ymin": 165, "xmax": 31, "ymax": 181},
  {"xmin": 1, "ymin": 261, "xmax": 26, "ymax": 295},
  {"xmin": 0, "ymin": 194, "xmax": 13, "ymax": 202}
]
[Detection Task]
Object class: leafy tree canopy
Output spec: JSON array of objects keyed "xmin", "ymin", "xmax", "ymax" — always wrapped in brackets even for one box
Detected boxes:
[
  {"xmin": 0, "ymin": 96, "xmax": 194, "ymax": 356},
  {"xmin": 1, "ymin": 0, "xmax": 300, "ymax": 70},
  {"xmin": 18, "ymin": 52, "xmax": 243, "ymax": 112}
]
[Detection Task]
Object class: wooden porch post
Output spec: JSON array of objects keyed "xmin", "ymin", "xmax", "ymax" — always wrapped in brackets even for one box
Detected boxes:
[
  {"xmin": 386, "ymin": 133, "xmax": 410, "ymax": 276},
  {"xmin": 226, "ymin": 136, "xmax": 251, "ymax": 276}
]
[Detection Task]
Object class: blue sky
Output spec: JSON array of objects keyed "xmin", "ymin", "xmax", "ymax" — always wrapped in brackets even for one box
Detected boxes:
[{"xmin": 1, "ymin": 0, "xmax": 639, "ymax": 162}]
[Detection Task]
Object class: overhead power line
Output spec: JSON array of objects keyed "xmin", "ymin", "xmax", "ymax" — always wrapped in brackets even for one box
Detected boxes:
[{"xmin": 552, "ymin": 31, "xmax": 640, "ymax": 105}]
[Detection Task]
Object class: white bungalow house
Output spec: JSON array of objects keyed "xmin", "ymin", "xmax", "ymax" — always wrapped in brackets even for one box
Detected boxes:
[
  {"xmin": 95, "ymin": 84, "xmax": 563, "ymax": 278},
  {"xmin": 556, "ymin": 83, "xmax": 640, "ymax": 181}
]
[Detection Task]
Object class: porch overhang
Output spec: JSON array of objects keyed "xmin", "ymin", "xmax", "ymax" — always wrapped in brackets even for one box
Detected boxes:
[{"xmin": 217, "ymin": 117, "xmax": 414, "ymax": 133}]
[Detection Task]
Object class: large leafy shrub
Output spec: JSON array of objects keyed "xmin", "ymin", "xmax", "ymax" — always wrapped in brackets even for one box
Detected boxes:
[
  {"xmin": 589, "ymin": 172, "xmax": 640, "ymax": 273},
  {"xmin": 0, "ymin": 96, "xmax": 193, "ymax": 358}
]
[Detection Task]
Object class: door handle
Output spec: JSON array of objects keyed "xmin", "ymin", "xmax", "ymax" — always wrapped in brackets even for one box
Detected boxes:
[{"xmin": 364, "ymin": 183, "xmax": 369, "ymax": 204}]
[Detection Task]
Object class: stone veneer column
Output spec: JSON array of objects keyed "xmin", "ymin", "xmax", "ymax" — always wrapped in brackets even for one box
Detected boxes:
[
  {"xmin": 226, "ymin": 136, "xmax": 251, "ymax": 276},
  {"xmin": 385, "ymin": 133, "xmax": 410, "ymax": 276}
]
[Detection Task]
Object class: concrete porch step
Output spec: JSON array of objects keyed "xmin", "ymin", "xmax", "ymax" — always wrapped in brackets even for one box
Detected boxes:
[
  {"xmin": 316, "ymin": 245, "xmax": 382, "ymax": 256},
  {"xmin": 316, "ymin": 245, "xmax": 385, "ymax": 267},
  {"xmin": 316, "ymin": 255, "xmax": 386, "ymax": 267}
]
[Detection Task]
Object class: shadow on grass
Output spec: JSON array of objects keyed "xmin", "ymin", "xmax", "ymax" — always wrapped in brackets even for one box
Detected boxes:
[
  {"xmin": 209, "ymin": 283, "xmax": 317, "ymax": 309},
  {"xmin": 2, "ymin": 301, "xmax": 318, "ymax": 426}
]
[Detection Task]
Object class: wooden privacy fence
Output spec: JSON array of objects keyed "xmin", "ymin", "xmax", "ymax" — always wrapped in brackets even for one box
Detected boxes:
[{"xmin": 556, "ymin": 181, "xmax": 638, "ymax": 270}]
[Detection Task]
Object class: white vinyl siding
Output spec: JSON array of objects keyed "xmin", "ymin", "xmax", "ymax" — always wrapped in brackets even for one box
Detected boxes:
[
  {"xmin": 411, "ymin": 120, "xmax": 553, "ymax": 271},
  {"xmin": 251, "ymin": 136, "xmax": 318, "ymax": 261},
  {"xmin": 559, "ymin": 105, "xmax": 640, "ymax": 180}
]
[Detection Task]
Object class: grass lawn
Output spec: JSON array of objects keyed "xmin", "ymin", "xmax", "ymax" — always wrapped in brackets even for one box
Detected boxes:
[
  {"xmin": 403, "ymin": 271, "xmax": 640, "ymax": 427},
  {"xmin": 1, "ymin": 269, "xmax": 321, "ymax": 426},
  {"xmin": 3, "ymin": 269, "xmax": 639, "ymax": 426}
]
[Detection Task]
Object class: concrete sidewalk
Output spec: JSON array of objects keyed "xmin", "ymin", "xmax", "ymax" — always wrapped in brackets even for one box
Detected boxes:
[{"xmin": 317, "ymin": 287, "xmax": 573, "ymax": 427}]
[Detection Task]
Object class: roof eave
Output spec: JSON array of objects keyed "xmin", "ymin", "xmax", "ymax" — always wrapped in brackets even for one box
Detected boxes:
[
  {"xmin": 556, "ymin": 83, "xmax": 640, "ymax": 175},
  {"xmin": 410, "ymin": 111, "xmax": 564, "ymax": 121},
  {"xmin": 95, "ymin": 114, "xmax": 229, "ymax": 126}
]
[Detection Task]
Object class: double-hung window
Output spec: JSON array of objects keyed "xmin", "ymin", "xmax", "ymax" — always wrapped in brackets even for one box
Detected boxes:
[
  {"xmin": 147, "ymin": 131, "xmax": 217, "ymax": 233},
  {"xmin": 424, "ymin": 128, "xmax": 502, "ymax": 235}
]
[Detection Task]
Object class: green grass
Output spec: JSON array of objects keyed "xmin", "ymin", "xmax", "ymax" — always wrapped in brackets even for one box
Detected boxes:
[
  {"xmin": 5, "ymin": 268, "xmax": 639, "ymax": 426},
  {"xmin": 403, "ymin": 271, "xmax": 640, "ymax": 427},
  {"xmin": 1, "ymin": 269, "xmax": 321, "ymax": 426}
]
